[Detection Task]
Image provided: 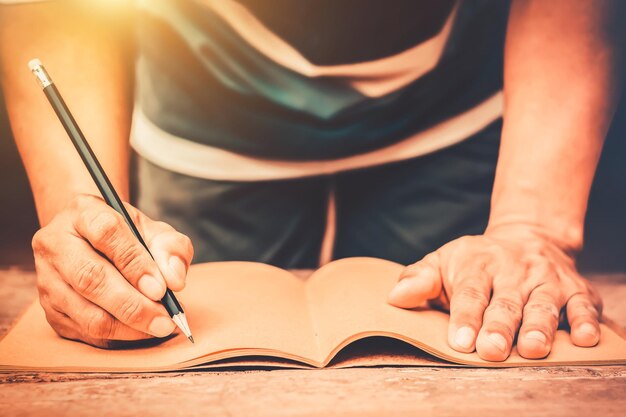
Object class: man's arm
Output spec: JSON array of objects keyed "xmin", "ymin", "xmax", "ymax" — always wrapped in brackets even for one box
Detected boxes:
[
  {"xmin": 389, "ymin": 0, "xmax": 623, "ymax": 361},
  {"xmin": 0, "ymin": 2, "xmax": 193, "ymax": 347},
  {"xmin": 490, "ymin": 0, "xmax": 623, "ymax": 251},
  {"xmin": 0, "ymin": 1, "xmax": 133, "ymax": 224}
]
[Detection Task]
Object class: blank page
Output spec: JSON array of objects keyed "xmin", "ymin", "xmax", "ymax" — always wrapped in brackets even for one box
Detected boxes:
[
  {"xmin": 0, "ymin": 262, "xmax": 317, "ymax": 372},
  {"xmin": 306, "ymin": 257, "xmax": 626, "ymax": 366}
]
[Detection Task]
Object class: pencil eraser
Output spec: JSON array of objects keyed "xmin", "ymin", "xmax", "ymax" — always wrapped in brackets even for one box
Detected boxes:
[{"xmin": 28, "ymin": 58, "xmax": 42, "ymax": 72}]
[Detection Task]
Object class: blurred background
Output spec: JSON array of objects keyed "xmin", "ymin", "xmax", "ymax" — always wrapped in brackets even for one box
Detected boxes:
[
  {"xmin": 1, "ymin": 0, "xmax": 625, "ymax": 272},
  {"xmin": 0, "ymin": 86, "xmax": 39, "ymax": 267}
]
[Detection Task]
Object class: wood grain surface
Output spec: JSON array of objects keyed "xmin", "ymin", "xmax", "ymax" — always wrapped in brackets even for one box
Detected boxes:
[{"xmin": 1, "ymin": 268, "xmax": 625, "ymax": 417}]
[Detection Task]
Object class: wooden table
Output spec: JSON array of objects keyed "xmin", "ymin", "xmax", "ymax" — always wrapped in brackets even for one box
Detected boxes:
[{"xmin": 0, "ymin": 268, "xmax": 625, "ymax": 417}]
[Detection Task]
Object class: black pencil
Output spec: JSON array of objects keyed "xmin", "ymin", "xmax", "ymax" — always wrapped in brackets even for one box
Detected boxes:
[{"xmin": 28, "ymin": 59, "xmax": 194, "ymax": 344}]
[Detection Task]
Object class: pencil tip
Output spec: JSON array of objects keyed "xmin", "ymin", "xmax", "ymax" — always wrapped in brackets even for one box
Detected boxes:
[{"xmin": 188, "ymin": 335, "xmax": 195, "ymax": 344}]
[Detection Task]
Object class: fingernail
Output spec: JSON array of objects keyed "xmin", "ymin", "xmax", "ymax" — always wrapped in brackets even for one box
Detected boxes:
[
  {"xmin": 390, "ymin": 276, "xmax": 435, "ymax": 299},
  {"xmin": 486, "ymin": 333, "xmax": 508, "ymax": 352},
  {"xmin": 169, "ymin": 257, "xmax": 187, "ymax": 284},
  {"xmin": 577, "ymin": 322, "xmax": 598, "ymax": 337},
  {"xmin": 525, "ymin": 330, "xmax": 547, "ymax": 345},
  {"xmin": 454, "ymin": 326, "xmax": 475, "ymax": 350},
  {"xmin": 388, "ymin": 278, "xmax": 427, "ymax": 308},
  {"xmin": 149, "ymin": 316, "xmax": 176, "ymax": 337},
  {"xmin": 389, "ymin": 279, "xmax": 414, "ymax": 299},
  {"xmin": 137, "ymin": 275, "xmax": 165, "ymax": 300}
]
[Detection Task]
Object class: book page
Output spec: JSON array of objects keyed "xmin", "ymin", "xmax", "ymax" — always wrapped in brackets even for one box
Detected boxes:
[
  {"xmin": 305, "ymin": 257, "xmax": 626, "ymax": 367},
  {"xmin": 0, "ymin": 262, "xmax": 318, "ymax": 372},
  {"xmin": 2, "ymin": 258, "xmax": 625, "ymax": 372}
]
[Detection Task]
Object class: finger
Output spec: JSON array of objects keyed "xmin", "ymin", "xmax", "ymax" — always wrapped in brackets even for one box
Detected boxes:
[
  {"xmin": 53, "ymin": 236, "xmax": 176, "ymax": 338},
  {"xmin": 40, "ymin": 293, "xmax": 121, "ymax": 348},
  {"xmin": 567, "ymin": 293, "xmax": 601, "ymax": 347},
  {"xmin": 517, "ymin": 283, "xmax": 562, "ymax": 359},
  {"xmin": 388, "ymin": 252, "xmax": 442, "ymax": 309},
  {"xmin": 71, "ymin": 196, "xmax": 167, "ymax": 301},
  {"xmin": 475, "ymin": 287, "xmax": 524, "ymax": 361},
  {"xmin": 144, "ymin": 222, "xmax": 194, "ymax": 291},
  {"xmin": 41, "ymin": 306, "xmax": 86, "ymax": 343},
  {"xmin": 43, "ymin": 305, "xmax": 117, "ymax": 348},
  {"xmin": 447, "ymin": 268, "xmax": 492, "ymax": 353},
  {"xmin": 41, "ymin": 269, "xmax": 151, "ymax": 342}
]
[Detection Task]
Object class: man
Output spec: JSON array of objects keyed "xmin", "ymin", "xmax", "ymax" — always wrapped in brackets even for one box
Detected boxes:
[{"xmin": 0, "ymin": 0, "xmax": 622, "ymax": 361}]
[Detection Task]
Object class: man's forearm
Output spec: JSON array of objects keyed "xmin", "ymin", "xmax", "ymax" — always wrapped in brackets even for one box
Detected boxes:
[
  {"xmin": 488, "ymin": 0, "xmax": 624, "ymax": 252},
  {"xmin": 0, "ymin": 2, "xmax": 134, "ymax": 225}
]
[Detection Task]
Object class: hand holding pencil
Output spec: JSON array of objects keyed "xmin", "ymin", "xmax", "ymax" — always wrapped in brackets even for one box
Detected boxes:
[{"xmin": 28, "ymin": 59, "xmax": 195, "ymax": 347}]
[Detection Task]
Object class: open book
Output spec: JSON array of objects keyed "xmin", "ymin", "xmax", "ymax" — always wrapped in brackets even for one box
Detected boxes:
[{"xmin": 1, "ymin": 257, "xmax": 625, "ymax": 372}]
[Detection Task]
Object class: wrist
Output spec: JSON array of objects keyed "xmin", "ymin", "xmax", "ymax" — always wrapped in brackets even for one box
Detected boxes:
[
  {"xmin": 487, "ymin": 175, "xmax": 587, "ymax": 254},
  {"xmin": 485, "ymin": 218, "xmax": 583, "ymax": 255},
  {"xmin": 34, "ymin": 179, "xmax": 129, "ymax": 227}
]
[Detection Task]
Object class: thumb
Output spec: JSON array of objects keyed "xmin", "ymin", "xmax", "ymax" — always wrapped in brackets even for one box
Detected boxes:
[
  {"xmin": 388, "ymin": 252, "xmax": 442, "ymax": 309},
  {"xmin": 144, "ymin": 223, "xmax": 194, "ymax": 292},
  {"xmin": 123, "ymin": 203, "xmax": 194, "ymax": 292}
]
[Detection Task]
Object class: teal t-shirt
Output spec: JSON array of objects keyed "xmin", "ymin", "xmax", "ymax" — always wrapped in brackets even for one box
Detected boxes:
[{"xmin": 135, "ymin": 0, "xmax": 509, "ymax": 160}]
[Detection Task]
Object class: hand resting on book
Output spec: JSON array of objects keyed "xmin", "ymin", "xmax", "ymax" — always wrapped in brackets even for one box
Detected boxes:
[{"xmin": 388, "ymin": 225, "xmax": 602, "ymax": 362}]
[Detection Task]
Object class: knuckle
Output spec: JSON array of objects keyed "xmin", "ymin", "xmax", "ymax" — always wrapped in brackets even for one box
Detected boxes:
[
  {"xmin": 86, "ymin": 211, "xmax": 122, "ymax": 244},
  {"xmin": 570, "ymin": 299, "xmax": 600, "ymax": 319},
  {"xmin": 31, "ymin": 228, "xmax": 51, "ymax": 255},
  {"xmin": 85, "ymin": 310, "xmax": 115, "ymax": 339},
  {"xmin": 114, "ymin": 244, "xmax": 147, "ymax": 277},
  {"xmin": 487, "ymin": 294, "xmax": 523, "ymax": 316},
  {"xmin": 456, "ymin": 286, "xmax": 490, "ymax": 307},
  {"xmin": 524, "ymin": 302, "xmax": 560, "ymax": 322},
  {"xmin": 532, "ymin": 282, "xmax": 564, "ymax": 303},
  {"xmin": 116, "ymin": 295, "xmax": 145, "ymax": 325},
  {"xmin": 75, "ymin": 260, "xmax": 108, "ymax": 297}
]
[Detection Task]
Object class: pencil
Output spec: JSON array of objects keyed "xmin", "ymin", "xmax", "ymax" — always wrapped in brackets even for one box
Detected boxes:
[{"xmin": 28, "ymin": 59, "xmax": 194, "ymax": 344}]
